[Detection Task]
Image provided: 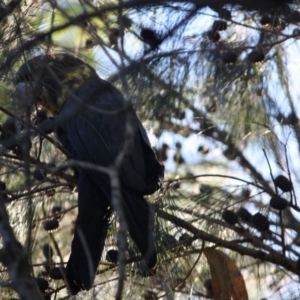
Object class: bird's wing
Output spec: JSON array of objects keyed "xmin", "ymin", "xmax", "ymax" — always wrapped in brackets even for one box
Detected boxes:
[
  {"xmin": 60, "ymin": 77, "xmax": 158, "ymax": 277},
  {"xmin": 58, "ymin": 77, "xmax": 161, "ymax": 195}
]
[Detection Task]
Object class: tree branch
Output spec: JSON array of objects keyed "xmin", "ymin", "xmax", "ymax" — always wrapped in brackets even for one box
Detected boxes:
[{"xmin": 0, "ymin": 194, "xmax": 42, "ymax": 299}]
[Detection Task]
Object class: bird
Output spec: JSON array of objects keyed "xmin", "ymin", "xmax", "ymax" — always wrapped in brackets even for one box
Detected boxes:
[{"xmin": 16, "ymin": 53, "xmax": 164, "ymax": 295}]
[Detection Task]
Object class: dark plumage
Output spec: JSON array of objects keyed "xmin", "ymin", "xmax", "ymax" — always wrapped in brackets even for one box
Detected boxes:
[{"xmin": 16, "ymin": 54, "xmax": 164, "ymax": 295}]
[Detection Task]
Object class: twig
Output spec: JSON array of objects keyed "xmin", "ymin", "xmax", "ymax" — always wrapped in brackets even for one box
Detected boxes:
[
  {"xmin": 262, "ymin": 148, "xmax": 276, "ymax": 193},
  {"xmin": 157, "ymin": 209, "xmax": 300, "ymax": 276},
  {"xmin": 263, "ymin": 148, "xmax": 286, "ymax": 257}
]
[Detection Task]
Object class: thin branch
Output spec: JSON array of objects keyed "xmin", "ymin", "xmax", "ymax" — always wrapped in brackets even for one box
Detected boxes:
[{"xmin": 157, "ymin": 209, "xmax": 300, "ymax": 276}]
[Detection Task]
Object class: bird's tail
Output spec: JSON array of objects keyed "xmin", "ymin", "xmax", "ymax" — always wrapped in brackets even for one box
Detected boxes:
[
  {"xmin": 122, "ymin": 190, "xmax": 157, "ymax": 271},
  {"xmin": 66, "ymin": 172, "xmax": 112, "ymax": 295}
]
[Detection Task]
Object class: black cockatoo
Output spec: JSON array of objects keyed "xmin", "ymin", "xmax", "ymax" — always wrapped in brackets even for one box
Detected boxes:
[{"xmin": 16, "ymin": 54, "xmax": 164, "ymax": 295}]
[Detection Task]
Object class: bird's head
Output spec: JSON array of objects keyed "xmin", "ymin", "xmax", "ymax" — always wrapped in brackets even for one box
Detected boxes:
[{"xmin": 16, "ymin": 54, "xmax": 97, "ymax": 114}]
